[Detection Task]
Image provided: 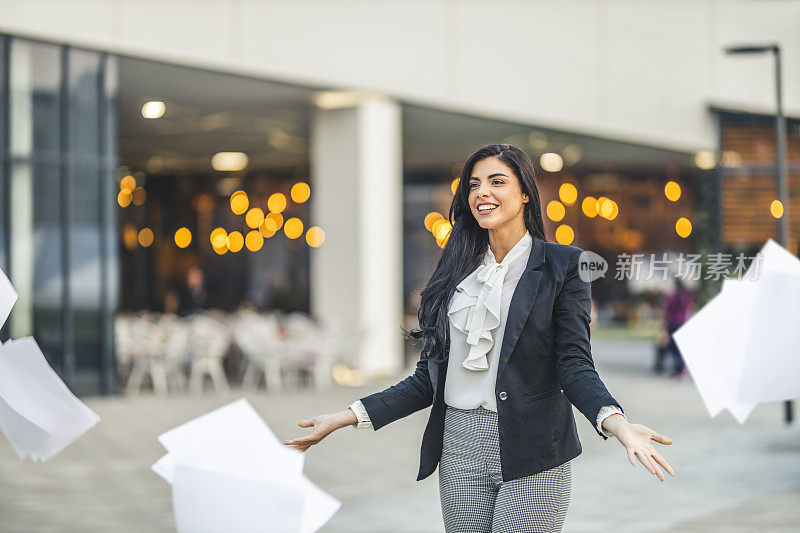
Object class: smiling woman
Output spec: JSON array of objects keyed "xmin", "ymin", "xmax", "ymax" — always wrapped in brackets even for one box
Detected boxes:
[{"xmin": 285, "ymin": 144, "xmax": 675, "ymax": 533}]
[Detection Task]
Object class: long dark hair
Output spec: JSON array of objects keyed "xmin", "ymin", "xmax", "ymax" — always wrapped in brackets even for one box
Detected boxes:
[{"xmin": 406, "ymin": 144, "xmax": 547, "ymax": 363}]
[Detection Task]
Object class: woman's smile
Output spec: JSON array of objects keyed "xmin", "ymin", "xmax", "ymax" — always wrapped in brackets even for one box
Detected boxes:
[{"xmin": 476, "ymin": 202, "xmax": 499, "ymax": 215}]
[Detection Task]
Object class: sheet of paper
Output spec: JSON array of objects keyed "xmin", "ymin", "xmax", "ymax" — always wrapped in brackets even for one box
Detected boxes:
[
  {"xmin": 172, "ymin": 463, "xmax": 307, "ymax": 533},
  {"xmin": 0, "ymin": 267, "xmax": 17, "ymax": 329},
  {"xmin": 158, "ymin": 398, "xmax": 280, "ymax": 451},
  {"xmin": 171, "ymin": 439, "xmax": 307, "ymax": 533},
  {"xmin": 731, "ymin": 239, "xmax": 800, "ymax": 405},
  {"xmin": 0, "ymin": 337, "xmax": 99, "ymax": 461},
  {"xmin": 674, "ymin": 238, "xmax": 800, "ymax": 424},
  {"xmin": 0, "ymin": 339, "xmax": 83, "ymax": 432},
  {"xmin": 154, "ymin": 400, "xmax": 339, "ymax": 532},
  {"xmin": 708, "ymin": 280, "xmax": 759, "ymax": 422},
  {"xmin": 297, "ymin": 474, "xmax": 342, "ymax": 533},
  {"xmin": 152, "ymin": 398, "xmax": 294, "ymax": 484},
  {"xmin": 673, "ymin": 290, "xmax": 728, "ymax": 417},
  {"xmin": 151, "ymin": 453, "xmax": 175, "ymax": 483},
  {"xmin": 171, "ymin": 438, "xmax": 338, "ymax": 533},
  {"xmin": 736, "ymin": 271, "xmax": 800, "ymax": 403},
  {"xmin": 745, "ymin": 238, "xmax": 800, "ymax": 278},
  {"xmin": 673, "ymin": 280, "xmax": 757, "ymax": 423},
  {"xmin": 0, "ymin": 394, "xmax": 52, "ymax": 460},
  {"xmin": 154, "ymin": 433, "xmax": 304, "ymax": 485}
]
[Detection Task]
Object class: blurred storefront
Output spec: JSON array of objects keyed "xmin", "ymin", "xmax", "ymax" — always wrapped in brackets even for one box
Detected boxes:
[
  {"xmin": 115, "ymin": 57, "xmax": 317, "ymax": 316},
  {"xmin": 714, "ymin": 108, "xmax": 800, "ymax": 253},
  {"xmin": 3, "ymin": 25, "xmax": 797, "ymax": 390}
]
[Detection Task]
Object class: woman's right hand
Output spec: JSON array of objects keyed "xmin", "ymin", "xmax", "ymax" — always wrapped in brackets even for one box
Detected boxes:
[{"xmin": 283, "ymin": 408, "xmax": 358, "ymax": 452}]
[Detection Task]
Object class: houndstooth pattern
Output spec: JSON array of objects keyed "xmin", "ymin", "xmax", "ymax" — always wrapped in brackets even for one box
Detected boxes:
[{"xmin": 438, "ymin": 405, "xmax": 571, "ymax": 532}]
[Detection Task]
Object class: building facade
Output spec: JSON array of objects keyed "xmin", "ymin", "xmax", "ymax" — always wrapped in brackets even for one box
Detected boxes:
[{"xmin": 1, "ymin": 1, "xmax": 798, "ymax": 393}]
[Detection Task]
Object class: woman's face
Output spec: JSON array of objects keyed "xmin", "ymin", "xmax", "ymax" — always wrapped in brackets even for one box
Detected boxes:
[{"xmin": 467, "ymin": 156, "xmax": 528, "ymax": 230}]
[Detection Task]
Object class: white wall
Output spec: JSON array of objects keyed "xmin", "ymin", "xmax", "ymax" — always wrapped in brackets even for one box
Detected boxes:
[{"xmin": 2, "ymin": 0, "xmax": 798, "ymax": 152}]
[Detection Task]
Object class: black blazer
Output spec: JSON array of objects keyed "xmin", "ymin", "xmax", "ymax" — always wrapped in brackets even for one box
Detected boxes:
[{"xmin": 359, "ymin": 237, "xmax": 624, "ymax": 483}]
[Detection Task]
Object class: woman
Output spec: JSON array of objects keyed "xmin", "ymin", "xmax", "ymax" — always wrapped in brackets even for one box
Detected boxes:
[{"xmin": 284, "ymin": 144, "xmax": 675, "ymax": 532}]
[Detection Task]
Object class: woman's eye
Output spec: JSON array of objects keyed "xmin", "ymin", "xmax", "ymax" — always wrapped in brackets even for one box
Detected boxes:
[{"xmin": 469, "ymin": 181, "xmax": 502, "ymax": 188}]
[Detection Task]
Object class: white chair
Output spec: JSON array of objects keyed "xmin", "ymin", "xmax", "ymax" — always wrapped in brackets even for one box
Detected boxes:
[
  {"xmin": 280, "ymin": 312, "xmax": 346, "ymax": 391},
  {"xmin": 234, "ymin": 311, "xmax": 286, "ymax": 392},
  {"xmin": 187, "ymin": 312, "xmax": 231, "ymax": 394},
  {"xmin": 123, "ymin": 314, "xmax": 170, "ymax": 396},
  {"xmin": 156, "ymin": 313, "xmax": 191, "ymax": 392}
]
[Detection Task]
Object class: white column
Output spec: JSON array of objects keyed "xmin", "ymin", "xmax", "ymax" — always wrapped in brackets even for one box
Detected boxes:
[
  {"xmin": 8, "ymin": 42, "xmax": 34, "ymax": 339},
  {"xmin": 310, "ymin": 95, "xmax": 403, "ymax": 378}
]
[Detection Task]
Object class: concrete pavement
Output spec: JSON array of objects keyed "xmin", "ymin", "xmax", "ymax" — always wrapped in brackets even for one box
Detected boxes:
[{"xmin": 0, "ymin": 338, "xmax": 797, "ymax": 532}]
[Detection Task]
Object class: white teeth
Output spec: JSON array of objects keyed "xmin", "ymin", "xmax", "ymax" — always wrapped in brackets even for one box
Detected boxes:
[{"xmin": 478, "ymin": 204, "xmax": 498, "ymax": 211}]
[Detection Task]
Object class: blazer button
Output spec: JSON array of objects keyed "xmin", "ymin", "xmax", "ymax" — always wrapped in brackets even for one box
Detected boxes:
[{"xmin": 498, "ymin": 391, "xmax": 508, "ymax": 401}]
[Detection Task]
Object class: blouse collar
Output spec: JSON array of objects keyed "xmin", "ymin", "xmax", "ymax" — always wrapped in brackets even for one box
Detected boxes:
[{"xmin": 483, "ymin": 231, "xmax": 533, "ymax": 270}]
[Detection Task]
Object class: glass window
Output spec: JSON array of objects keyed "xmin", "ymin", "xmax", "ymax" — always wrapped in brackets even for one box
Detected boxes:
[
  {"xmin": 0, "ymin": 36, "xmax": 7, "ymax": 341},
  {"xmin": 8, "ymin": 39, "xmax": 64, "ymax": 370},
  {"xmin": 68, "ymin": 49, "xmax": 103, "ymax": 378},
  {"xmin": 4, "ymin": 37, "xmax": 118, "ymax": 393}
]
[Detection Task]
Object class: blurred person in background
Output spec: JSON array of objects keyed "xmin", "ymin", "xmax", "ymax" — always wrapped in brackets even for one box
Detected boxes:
[
  {"xmin": 177, "ymin": 265, "xmax": 207, "ymax": 316},
  {"xmin": 163, "ymin": 290, "xmax": 179, "ymax": 315},
  {"xmin": 653, "ymin": 328, "xmax": 670, "ymax": 375},
  {"xmin": 661, "ymin": 277, "xmax": 693, "ymax": 380},
  {"xmin": 285, "ymin": 144, "xmax": 674, "ymax": 532}
]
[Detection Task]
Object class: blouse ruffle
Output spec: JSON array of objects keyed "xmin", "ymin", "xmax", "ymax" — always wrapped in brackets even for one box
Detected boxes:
[{"xmin": 447, "ymin": 231, "xmax": 533, "ymax": 371}]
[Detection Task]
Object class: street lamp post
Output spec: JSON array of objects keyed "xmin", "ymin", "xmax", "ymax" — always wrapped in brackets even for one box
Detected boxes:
[{"xmin": 725, "ymin": 43, "xmax": 792, "ymax": 424}]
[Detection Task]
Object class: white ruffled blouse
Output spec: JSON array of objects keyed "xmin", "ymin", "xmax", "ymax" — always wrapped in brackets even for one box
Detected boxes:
[
  {"xmin": 349, "ymin": 230, "xmax": 623, "ymax": 436},
  {"xmin": 446, "ymin": 230, "xmax": 533, "ymax": 373}
]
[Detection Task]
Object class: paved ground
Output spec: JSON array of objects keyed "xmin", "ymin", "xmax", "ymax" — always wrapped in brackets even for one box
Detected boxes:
[{"xmin": 0, "ymin": 338, "xmax": 798, "ymax": 532}]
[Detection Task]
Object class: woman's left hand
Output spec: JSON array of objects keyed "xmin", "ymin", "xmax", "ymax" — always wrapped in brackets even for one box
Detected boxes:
[{"xmin": 606, "ymin": 416, "xmax": 675, "ymax": 481}]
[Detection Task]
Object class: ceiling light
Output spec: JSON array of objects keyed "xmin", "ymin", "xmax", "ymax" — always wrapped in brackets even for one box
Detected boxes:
[
  {"xmin": 211, "ymin": 152, "xmax": 248, "ymax": 172},
  {"xmin": 141, "ymin": 101, "xmax": 166, "ymax": 119}
]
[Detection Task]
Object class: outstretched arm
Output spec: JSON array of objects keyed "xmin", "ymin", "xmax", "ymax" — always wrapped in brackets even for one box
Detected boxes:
[
  {"xmin": 284, "ymin": 356, "xmax": 434, "ymax": 451},
  {"xmin": 553, "ymin": 248, "xmax": 624, "ymax": 438},
  {"xmin": 552, "ymin": 248, "xmax": 675, "ymax": 481},
  {"xmin": 358, "ymin": 357, "xmax": 434, "ymax": 430}
]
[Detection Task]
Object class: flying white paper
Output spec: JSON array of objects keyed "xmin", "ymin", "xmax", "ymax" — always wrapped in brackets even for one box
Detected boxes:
[
  {"xmin": 153, "ymin": 399, "xmax": 340, "ymax": 533},
  {"xmin": 0, "ymin": 266, "xmax": 100, "ymax": 461},
  {"xmin": 0, "ymin": 268, "xmax": 17, "ymax": 328},
  {"xmin": 673, "ymin": 238, "xmax": 800, "ymax": 423},
  {"xmin": 673, "ymin": 281, "xmax": 757, "ymax": 423},
  {"xmin": 734, "ymin": 239, "xmax": 800, "ymax": 405},
  {"xmin": 152, "ymin": 398, "xmax": 287, "ymax": 483},
  {"xmin": 735, "ymin": 271, "xmax": 800, "ymax": 403}
]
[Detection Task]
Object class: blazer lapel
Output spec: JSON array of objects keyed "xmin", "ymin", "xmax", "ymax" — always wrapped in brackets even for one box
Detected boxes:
[{"xmin": 496, "ymin": 236, "xmax": 547, "ymax": 380}]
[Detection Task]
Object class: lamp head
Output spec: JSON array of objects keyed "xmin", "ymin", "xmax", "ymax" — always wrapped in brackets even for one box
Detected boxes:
[{"xmin": 725, "ymin": 44, "xmax": 778, "ymax": 55}]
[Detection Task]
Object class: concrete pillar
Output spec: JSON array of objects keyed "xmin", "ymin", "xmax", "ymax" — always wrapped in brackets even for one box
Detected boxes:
[
  {"xmin": 8, "ymin": 42, "xmax": 34, "ymax": 339},
  {"xmin": 310, "ymin": 95, "xmax": 403, "ymax": 378}
]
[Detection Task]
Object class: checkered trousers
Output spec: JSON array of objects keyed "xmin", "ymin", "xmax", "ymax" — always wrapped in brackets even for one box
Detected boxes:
[{"xmin": 438, "ymin": 404, "xmax": 571, "ymax": 532}]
